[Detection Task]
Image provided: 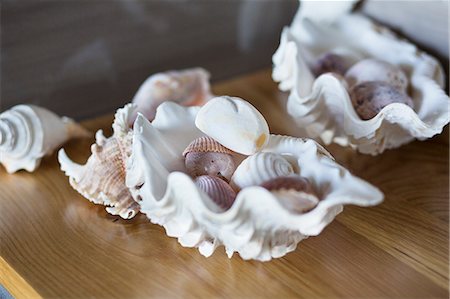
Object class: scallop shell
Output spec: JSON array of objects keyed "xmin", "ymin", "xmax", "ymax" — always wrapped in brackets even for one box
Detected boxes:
[
  {"xmin": 345, "ymin": 58, "xmax": 409, "ymax": 92},
  {"xmin": 260, "ymin": 176, "xmax": 319, "ymax": 213},
  {"xmin": 58, "ymin": 104, "xmax": 139, "ymax": 219},
  {"xmin": 132, "ymin": 68, "xmax": 213, "ymax": 122},
  {"xmin": 183, "ymin": 136, "xmax": 236, "ymax": 180},
  {"xmin": 0, "ymin": 104, "xmax": 90, "ymax": 173},
  {"xmin": 272, "ymin": 1, "xmax": 450, "ymax": 155},
  {"xmin": 350, "ymin": 81, "xmax": 414, "ymax": 120},
  {"xmin": 126, "ymin": 102, "xmax": 383, "ymax": 261},
  {"xmin": 230, "ymin": 152, "xmax": 295, "ymax": 190},
  {"xmin": 195, "ymin": 96, "xmax": 270, "ymax": 155},
  {"xmin": 195, "ymin": 175, "xmax": 236, "ymax": 211}
]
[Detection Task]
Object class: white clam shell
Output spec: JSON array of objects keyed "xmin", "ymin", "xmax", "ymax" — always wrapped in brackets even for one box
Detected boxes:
[
  {"xmin": 126, "ymin": 102, "xmax": 383, "ymax": 261},
  {"xmin": 0, "ymin": 105, "xmax": 89, "ymax": 173},
  {"xmin": 195, "ymin": 96, "xmax": 270, "ymax": 155},
  {"xmin": 59, "ymin": 104, "xmax": 139, "ymax": 219},
  {"xmin": 230, "ymin": 153, "xmax": 295, "ymax": 190},
  {"xmin": 272, "ymin": 1, "xmax": 450, "ymax": 155},
  {"xmin": 132, "ymin": 68, "xmax": 213, "ymax": 122}
]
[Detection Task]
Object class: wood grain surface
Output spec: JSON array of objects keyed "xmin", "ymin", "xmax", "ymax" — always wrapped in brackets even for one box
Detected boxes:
[{"xmin": 0, "ymin": 69, "xmax": 448, "ymax": 298}]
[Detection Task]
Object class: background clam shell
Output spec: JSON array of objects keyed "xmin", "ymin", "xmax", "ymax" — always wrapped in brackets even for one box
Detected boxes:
[
  {"xmin": 0, "ymin": 104, "xmax": 89, "ymax": 173},
  {"xmin": 231, "ymin": 152, "xmax": 295, "ymax": 190},
  {"xmin": 272, "ymin": 1, "xmax": 449, "ymax": 155},
  {"xmin": 126, "ymin": 103, "xmax": 383, "ymax": 261}
]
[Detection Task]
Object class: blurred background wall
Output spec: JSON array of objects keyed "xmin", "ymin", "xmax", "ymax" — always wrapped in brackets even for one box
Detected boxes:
[
  {"xmin": 0, "ymin": 0, "xmax": 298, "ymax": 119},
  {"xmin": 1, "ymin": 0, "xmax": 448, "ymax": 120}
]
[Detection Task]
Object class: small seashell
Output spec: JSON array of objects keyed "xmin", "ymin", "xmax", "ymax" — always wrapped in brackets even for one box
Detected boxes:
[
  {"xmin": 345, "ymin": 58, "xmax": 408, "ymax": 92},
  {"xmin": 59, "ymin": 104, "xmax": 139, "ymax": 219},
  {"xmin": 260, "ymin": 176, "xmax": 319, "ymax": 213},
  {"xmin": 0, "ymin": 104, "xmax": 90, "ymax": 173},
  {"xmin": 350, "ymin": 81, "xmax": 414, "ymax": 120},
  {"xmin": 195, "ymin": 175, "xmax": 236, "ymax": 211},
  {"xmin": 183, "ymin": 136, "xmax": 236, "ymax": 181},
  {"xmin": 132, "ymin": 68, "xmax": 213, "ymax": 122},
  {"xmin": 195, "ymin": 96, "xmax": 270, "ymax": 155},
  {"xmin": 231, "ymin": 152, "xmax": 295, "ymax": 190},
  {"xmin": 311, "ymin": 52, "xmax": 349, "ymax": 77}
]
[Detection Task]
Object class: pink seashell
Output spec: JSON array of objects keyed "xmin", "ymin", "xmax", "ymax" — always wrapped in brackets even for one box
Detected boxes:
[
  {"xmin": 350, "ymin": 81, "xmax": 414, "ymax": 120},
  {"xmin": 260, "ymin": 176, "xmax": 319, "ymax": 213},
  {"xmin": 184, "ymin": 137, "xmax": 236, "ymax": 181},
  {"xmin": 312, "ymin": 52, "xmax": 349, "ymax": 77},
  {"xmin": 195, "ymin": 175, "xmax": 236, "ymax": 211}
]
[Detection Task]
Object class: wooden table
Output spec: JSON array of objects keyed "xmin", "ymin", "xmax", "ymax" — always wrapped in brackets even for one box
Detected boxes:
[{"xmin": 1, "ymin": 69, "xmax": 448, "ymax": 298}]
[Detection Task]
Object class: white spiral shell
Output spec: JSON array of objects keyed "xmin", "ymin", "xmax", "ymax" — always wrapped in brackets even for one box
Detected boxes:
[
  {"xmin": 230, "ymin": 152, "xmax": 295, "ymax": 190},
  {"xmin": 0, "ymin": 104, "xmax": 89, "ymax": 173}
]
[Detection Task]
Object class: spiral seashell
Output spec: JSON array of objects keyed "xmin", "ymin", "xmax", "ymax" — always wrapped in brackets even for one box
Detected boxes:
[
  {"xmin": 350, "ymin": 81, "xmax": 414, "ymax": 120},
  {"xmin": 0, "ymin": 104, "xmax": 90, "ymax": 173},
  {"xmin": 311, "ymin": 52, "xmax": 349, "ymax": 77},
  {"xmin": 132, "ymin": 68, "xmax": 213, "ymax": 122},
  {"xmin": 345, "ymin": 58, "xmax": 408, "ymax": 92},
  {"xmin": 195, "ymin": 175, "xmax": 236, "ymax": 211},
  {"xmin": 58, "ymin": 104, "xmax": 140, "ymax": 219},
  {"xmin": 195, "ymin": 96, "xmax": 270, "ymax": 155},
  {"xmin": 231, "ymin": 152, "xmax": 295, "ymax": 190},
  {"xmin": 183, "ymin": 136, "xmax": 236, "ymax": 181},
  {"xmin": 260, "ymin": 176, "xmax": 319, "ymax": 213}
]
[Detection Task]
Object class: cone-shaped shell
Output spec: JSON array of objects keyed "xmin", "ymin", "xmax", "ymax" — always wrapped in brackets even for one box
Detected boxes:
[
  {"xmin": 260, "ymin": 176, "xmax": 319, "ymax": 213},
  {"xmin": 195, "ymin": 175, "xmax": 236, "ymax": 211},
  {"xmin": 182, "ymin": 136, "xmax": 234, "ymax": 157},
  {"xmin": 0, "ymin": 104, "xmax": 89, "ymax": 173},
  {"xmin": 59, "ymin": 104, "xmax": 139, "ymax": 219},
  {"xmin": 231, "ymin": 152, "xmax": 295, "ymax": 190}
]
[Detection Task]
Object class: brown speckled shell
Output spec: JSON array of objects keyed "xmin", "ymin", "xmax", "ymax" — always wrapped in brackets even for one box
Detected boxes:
[
  {"xmin": 312, "ymin": 53, "xmax": 348, "ymax": 77},
  {"xmin": 183, "ymin": 136, "xmax": 234, "ymax": 157},
  {"xmin": 195, "ymin": 175, "xmax": 236, "ymax": 211},
  {"xmin": 350, "ymin": 81, "xmax": 414, "ymax": 120}
]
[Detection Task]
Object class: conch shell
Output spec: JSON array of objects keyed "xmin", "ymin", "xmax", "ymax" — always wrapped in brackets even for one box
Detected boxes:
[
  {"xmin": 231, "ymin": 152, "xmax": 295, "ymax": 190},
  {"xmin": 132, "ymin": 68, "xmax": 213, "ymax": 121},
  {"xmin": 272, "ymin": 0, "xmax": 450, "ymax": 154},
  {"xmin": 0, "ymin": 104, "xmax": 89, "ymax": 173},
  {"xmin": 58, "ymin": 104, "xmax": 139, "ymax": 219},
  {"xmin": 126, "ymin": 102, "xmax": 383, "ymax": 261}
]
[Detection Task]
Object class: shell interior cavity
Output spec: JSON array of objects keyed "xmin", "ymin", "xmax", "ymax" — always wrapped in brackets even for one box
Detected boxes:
[
  {"xmin": 272, "ymin": 1, "xmax": 449, "ymax": 155},
  {"xmin": 195, "ymin": 96, "xmax": 270, "ymax": 155},
  {"xmin": 126, "ymin": 103, "xmax": 383, "ymax": 261},
  {"xmin": 0, "ymin": 104, "xmax": 89, "ymax": 173},
  {"xmin": 59, "ymin": 104, "xmax": 139, "ymax": 219}
]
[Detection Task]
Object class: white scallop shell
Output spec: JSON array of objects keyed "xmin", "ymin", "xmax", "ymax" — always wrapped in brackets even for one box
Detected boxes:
[
  {"xmin": 272, "ymin": 1, "xmax": 450, "ymax": 155},
  {"xmin": 58, "ymin": 104, "xmax": 139, "ymax": 219},
  {"xmin": 230, "ymin": 153, "xmax": 295, "ymax": 190},
  {"xmin": 132, "ymin": 67, "xmax": 213, "ymax": 122},
  {"xmin": 126, "ymin": 102, "xmax": 383, "ymax": 261},
  {"xmin": 0, "ymin": 104, "xmax": 90, "ymax": 173}
]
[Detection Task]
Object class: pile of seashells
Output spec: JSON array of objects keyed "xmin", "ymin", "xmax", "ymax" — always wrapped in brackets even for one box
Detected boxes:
[
  {"xmin": 272, "ymin": 0, "xmax": 450, "ymax": 155},
  {"xmin": 183, "ymin": 97, "xmax": 319, "ymax": 213}
]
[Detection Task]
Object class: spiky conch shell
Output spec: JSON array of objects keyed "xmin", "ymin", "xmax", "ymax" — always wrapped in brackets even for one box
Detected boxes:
[{"xmin": 58, "ymin": 104, "xmax": 139, "ymax": 219}]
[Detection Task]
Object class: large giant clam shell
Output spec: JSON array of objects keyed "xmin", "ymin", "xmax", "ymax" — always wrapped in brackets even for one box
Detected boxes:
[
  {"xmin": 272, "ymin": 0, "xmax": 449, "ymax": 155},
  {"xmin": 126, "ymin": 101, "xmax": 383, "ymax": 261},
  {"xmin": 58, "ymin": 104, "xmax": 140, "ymax": 219},
  {"xmin": 0, "ymin": 104, "xmax": 89, "ymax": 173}
]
